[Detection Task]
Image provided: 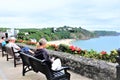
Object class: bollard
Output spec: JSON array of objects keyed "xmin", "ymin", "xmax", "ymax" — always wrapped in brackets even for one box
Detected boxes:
[{"xmin": 116, "ymin": 48, "xmax": 120, "ymax": 80}]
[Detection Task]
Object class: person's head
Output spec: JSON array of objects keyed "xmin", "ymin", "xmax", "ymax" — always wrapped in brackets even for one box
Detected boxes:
[
  {"xmin": 9, "ymin": 37, "xmax": 16, "ymax": 43},
  {"xmin": 36, "ymin": 38, "xmax": 47, "ymax": 48},
  {"xmin": 1, "ymin": 37, "xmax": 5, "ymax": 40}
]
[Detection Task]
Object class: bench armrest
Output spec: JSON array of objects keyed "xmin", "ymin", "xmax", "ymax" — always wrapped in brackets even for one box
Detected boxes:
[
  {"xmin": 14, "ymin": 50, "xmax": 21, "ymax": 53},
  {"xmin": 52, "ymin": 66, "xmax": 70, "ymax": 72}
]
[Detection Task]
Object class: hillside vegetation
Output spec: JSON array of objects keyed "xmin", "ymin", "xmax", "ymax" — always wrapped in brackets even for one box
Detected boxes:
[
  {"xmin": 0, "ymin": 26, "xmax": 119, "ymax": 41},
  {"xmin": 94, "ymin": 31, "xmax": 119, "ymax": 36},
  {"xmin": 17, "ymin": 26, "xmax": 96, "ymax": 41}
]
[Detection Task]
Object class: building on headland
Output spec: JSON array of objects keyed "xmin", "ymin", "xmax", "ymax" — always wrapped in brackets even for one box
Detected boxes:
[
  {"xmin": 6, "ymin": 28, "xmax": 19, "ymax": 38},
  {"xmin": 52, "ymin": 26, "xmax": 74, "ymax": 33}
]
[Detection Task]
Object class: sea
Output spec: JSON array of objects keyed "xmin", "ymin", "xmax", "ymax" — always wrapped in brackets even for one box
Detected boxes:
[{"xmin": 72, "ymin": 35, "xmax": 120, "ymax": 53}]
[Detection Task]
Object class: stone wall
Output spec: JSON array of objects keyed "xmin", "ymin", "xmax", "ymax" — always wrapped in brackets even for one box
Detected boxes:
[{"xmin": 18, "ymin": 43, "xmax": 117, "ymax": 80}]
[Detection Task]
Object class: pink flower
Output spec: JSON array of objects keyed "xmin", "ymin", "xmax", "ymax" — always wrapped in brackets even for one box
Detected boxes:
[{"xmin": 101, "ymin": 51, "xmax": 107, "ymax": 55}]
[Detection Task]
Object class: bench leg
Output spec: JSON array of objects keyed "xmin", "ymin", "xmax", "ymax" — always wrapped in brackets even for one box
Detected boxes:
[
  {"xmin": 6, "ymin": 54, "xmax": 9, "ymax": 61},
  {"xmin": 23, "ymin": 64, "xmax": 25, "ymax": 76},
  {"xmin": 66, "ymin": 73, "xmax": 70, "ymax": 80},
  {"xmin": 14, "ymin": 57, "xmax": 16, "ymax": 67},
  {"xmin": 2, "ymin": 50, "xmax": 4, "ymax": 57}
]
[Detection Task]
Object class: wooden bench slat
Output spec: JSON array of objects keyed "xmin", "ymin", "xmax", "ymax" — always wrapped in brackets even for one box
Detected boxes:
[{"xmin": 5, "ymin": 47, "xmax": 22, "ymax": 67}]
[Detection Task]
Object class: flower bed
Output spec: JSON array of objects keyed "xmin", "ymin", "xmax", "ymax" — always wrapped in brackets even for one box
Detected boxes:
[
  {"xmin": 17, "ymin": 43, "xmax": 117, "ymax": 80},
  {"xmin": 16, "ymin": 39, "xmax": 118, "ymax": 63},
  {"xmin": 47, "ymin": 44, "xmax": 118, "ymax": 63},
  {"xmin": 16, "ymin": 39, "xmax": 37, "ymax": 45}
]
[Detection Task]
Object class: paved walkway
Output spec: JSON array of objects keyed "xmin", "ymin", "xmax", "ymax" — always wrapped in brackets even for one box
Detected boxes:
[{"xmin": 0, "ymin": 52, "xmax": 92, "ymax": 80}]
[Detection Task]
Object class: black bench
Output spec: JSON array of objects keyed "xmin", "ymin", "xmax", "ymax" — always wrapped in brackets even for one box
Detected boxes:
[
  {"xmin": 20, "ymin": 52, "xmax": 71, "ymax": 80},
  {"xmin": 5, "ymin": 47, "xmax": 21, "ymax": 67},
  {"xmin": 19, "ymin": 52, "xmax": 33, "ymax": 76},
  {"xmin": 0, "ymin": 43, "xmax": 6, "ymax": 57}
]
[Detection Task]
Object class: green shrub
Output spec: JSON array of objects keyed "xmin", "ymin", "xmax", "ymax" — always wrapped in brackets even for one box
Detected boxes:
[
  {"xmin": 58, "ymin": 44, "xmax": 70, "ymax": 52},
  {"xmin": 47, "ymin": 44, "xmax": 59, "ymax": 51},
  {"xmin": 48, "ymin": 44, "xmax": 118, "ymax": 63}
]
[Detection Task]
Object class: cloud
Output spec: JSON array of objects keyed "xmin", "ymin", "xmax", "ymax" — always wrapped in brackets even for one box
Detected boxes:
[
  {"xmin": 0, "ymin": 0, "xmax": 120, "ymax": 32},
  {"xmin": 0, "ymin": 0, "xmax": 70, "ymax": 15}
]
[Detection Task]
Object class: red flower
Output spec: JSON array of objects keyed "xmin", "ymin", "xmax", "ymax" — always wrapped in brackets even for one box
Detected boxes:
[
  {"xmin": 69, "ymin": 45, "xmax": 76, "ymax": 51},
  {"xmin": 77, "ymin": 48, "xmax": 81, "ymax": 52},
  {"xmin": 101, "ymin": 51, "xmax": 107, "ymax": 55}
]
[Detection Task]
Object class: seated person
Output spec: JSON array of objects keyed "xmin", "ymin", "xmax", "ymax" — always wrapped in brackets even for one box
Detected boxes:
[
  {"xmin": 0, "ymin": 37, "xmax": 6, "ymax": 46},
  {"xmin": 6, "ymin": 37, "xmax": 34, "ymax": 57},
  {"xmin": 34, "ymin": 38, "xmax": 62, "ymax": 70},
  {"xmin": 20, "ymin": 47, "xmax": 34, "ymax": 55}
]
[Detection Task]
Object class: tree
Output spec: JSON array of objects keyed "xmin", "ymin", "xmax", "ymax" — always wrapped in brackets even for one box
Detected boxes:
[{"xmin": 17, "ymin": 32, "xmax": 25, "ymax": 39}]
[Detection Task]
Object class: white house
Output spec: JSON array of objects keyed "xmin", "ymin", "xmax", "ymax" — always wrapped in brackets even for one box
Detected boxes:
[{"xmin": 6, "ymin": 28, "xmax": 19, "ymax": 37}]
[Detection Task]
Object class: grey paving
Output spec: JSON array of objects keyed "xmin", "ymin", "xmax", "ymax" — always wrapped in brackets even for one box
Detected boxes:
[{"xmin": 0, "ymin": 52, "xmax": 92, "ymax": 80}]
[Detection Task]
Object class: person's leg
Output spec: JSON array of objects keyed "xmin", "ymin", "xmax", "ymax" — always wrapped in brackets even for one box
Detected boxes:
[
  {"xmin": 15, "ymin": 53, "xmax": 20, "ymax": 61},
  {"xmin": 51, "ymin": 58, "xmax": 62, "ymax": 70},
  {"xmin": 21, "ymin": 47, "xmax": 32, "ymax": 55},
  {"xmin": 15, "ymin": 53, "xmax": 20, "ymax": 57}
]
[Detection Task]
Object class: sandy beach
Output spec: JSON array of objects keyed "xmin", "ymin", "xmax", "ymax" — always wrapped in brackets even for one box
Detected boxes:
[{"xmin": 47, "ymin": 39, "xmax": 75, "ymax": 45}]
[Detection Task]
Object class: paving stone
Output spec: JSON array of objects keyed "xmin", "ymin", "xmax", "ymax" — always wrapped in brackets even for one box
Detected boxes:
[{"xmin": 0, "ymin": 52, "xmax": 92, "ymax": 80}]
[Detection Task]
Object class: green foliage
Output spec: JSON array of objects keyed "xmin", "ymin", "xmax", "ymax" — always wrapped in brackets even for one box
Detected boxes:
[
  {"xmin": 58, "ymin": 44, "xmax": 70, "ymax": 52},
  {"xmin": 47, "ymin": 45, "xmax": 55, "ymax": 50},
  {"xmin": 29, "ymin": 33, "xmax": 40, "ymax": 41},
  {"xmin": 56, "ymin": 31, "xmax": 71, "ymax": 39},
  {"xmin": 109, "ymin": 49, "xmax": 118, "ymax": 62},
  {"xmin": 47, "ymin": 44, "xmax": 59, "ymax": 51},
  {"xmin": 17, "ymin": 32, "xmax": 26, "ymax": 39},
  {"xmin": 47, "ymin": 44, "xmax": 118, "ymax": 63},
  {"xmin": 94, "ymin": 31, "xmax": 119, "ymax": 36},
  {"xmin": 17, "ymin": 26, "xmax": 119, "ymax": 41},
  {"xmin": 84, "ymin": 49, "xmax": 99, "ymax": 59},
  {"xmin": 0, "ymin": 28, "xmax": 9, "ymax": 32}
]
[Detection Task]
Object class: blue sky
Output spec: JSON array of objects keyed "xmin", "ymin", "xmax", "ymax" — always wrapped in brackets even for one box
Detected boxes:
[{"xmin": 0, "ymin": 0, "xmax": 120, "ymax": 32}]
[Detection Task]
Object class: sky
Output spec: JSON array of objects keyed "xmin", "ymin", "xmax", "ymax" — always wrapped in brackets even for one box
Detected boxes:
[{"xmin": 0, "ymin": 0, "xmax": 120, "ymax": 32}]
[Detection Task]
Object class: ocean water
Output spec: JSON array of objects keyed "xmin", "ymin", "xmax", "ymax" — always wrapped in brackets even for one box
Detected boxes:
[{"xmin": 72, "ymin": 36, "xmax": 120, "ymax": 53}]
